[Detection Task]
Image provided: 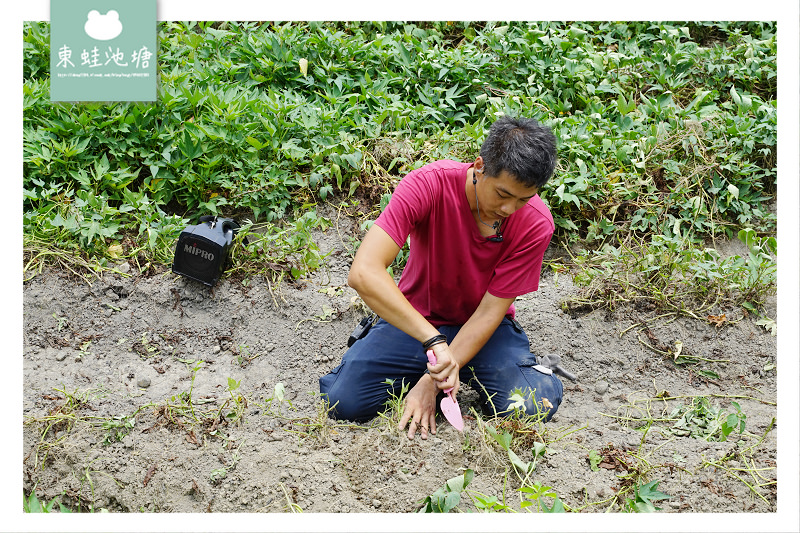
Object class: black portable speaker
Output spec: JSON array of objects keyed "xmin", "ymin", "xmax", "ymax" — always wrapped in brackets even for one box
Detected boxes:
[{"xmin": 172, "ymin": 216, "xmax": 241, "ymax": 287}]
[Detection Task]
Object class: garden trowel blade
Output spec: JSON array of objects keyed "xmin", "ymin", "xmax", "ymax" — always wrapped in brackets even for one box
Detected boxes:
[
  {"xmin": 426, "ymin": 349, "xmax": 464, "ymax": 432},
  {"xmin": 441, "ymin": 391, "xmax": 464, "ymax": 431}
]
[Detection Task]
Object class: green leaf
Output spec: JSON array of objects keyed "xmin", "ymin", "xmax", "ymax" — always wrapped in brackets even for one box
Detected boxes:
[
  {"xmin": 178, "ymin": 130, "xmax": 204, "ymax": 159},
  {"xmin": 273, "ymin": 382, "xmax": 286, "ymax": 402},
  {"xmin": 532, "ymin": 441, "xmax": 547, "ymax": 458},
  {"xmin": 588, "ymin": 449, "xmax": 601, "ymax": 471},
  {"xmin": 245, "ymin": 136, "xmax": 267, "ymax": 150},
  {"xmin": 635, "ymin": 480, "xmax": 670, "ymax": 512},
  {"xmin": 569, "ymin": 25, "xmax": 588, "ymax": 40},
  {"xmin": 695, "ymin": 369, "xmax": 720, "ymax": 380},
  {"xmin": 755, "ymin": 317, "xmax": 777, "ymax": 336},
  {"xmin": 617, "ymin": 93, "xmax": 636, "ymax": 115},
  {"xmin": 394, "ymin": 41, "xmax": 411, "ymax": 66},
  {"xmin": 25, "ymin": 492, "xmax": 42, "ymax": 513},
  {"xmin": 442, "ymin": 491, "xmax": 461, "ymax": 512},
  {"xmin": 445, "ymin": 469, "xmax": 474, "ymax": 493},
  {"xmin": 70, "ymin": 169, "xmax": 91, "ymax": 188},
  {"xmin": 508, "ymin": 391, "xmax": 527, "ymax": 411},
  {"xmin": 541, "ymin": 497, "xmax": 566, "ymax": 513},
  {"xmin": 508, "ymin": 448, "xmax": 532, "ymax": 474},
  {"xmin": 737, "ymin": 228, "xmax": 757, "ymax": 249},
  {"xmin": 485, "ymin": 424, "xmax": 512, "ymax": 451},
  {"xmin": 686, "ymin": 90, "xmax": 712, "ymax": 112}
]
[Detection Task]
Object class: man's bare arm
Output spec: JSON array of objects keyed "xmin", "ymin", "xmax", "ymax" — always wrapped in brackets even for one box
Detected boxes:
[{"xmin": 348, "ymin": 224, "xmax": 442, "ymax": 343}]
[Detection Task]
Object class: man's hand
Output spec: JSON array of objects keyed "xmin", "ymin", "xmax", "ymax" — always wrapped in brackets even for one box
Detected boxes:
[
  {"xmin": 398, "ymin": 374, "xmax": 439, "ymax": 440},
  {"xmin": 427, "ymin": 343, "xmax": 460, "ymax": 396}
]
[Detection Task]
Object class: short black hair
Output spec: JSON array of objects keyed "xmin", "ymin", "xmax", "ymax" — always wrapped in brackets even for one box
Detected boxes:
[{"xmin": 479, "ymin": 116, "xmax": 557, "ymax": 188}]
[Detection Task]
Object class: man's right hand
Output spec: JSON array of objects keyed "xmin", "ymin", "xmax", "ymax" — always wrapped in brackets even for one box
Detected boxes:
[
  {"xmin": 398, "ymin": 373, "xmax": 439, "ymax": 440},
  {"xmin": 427, "ymin": 343, "xmax": 460, "ymax": 396}
]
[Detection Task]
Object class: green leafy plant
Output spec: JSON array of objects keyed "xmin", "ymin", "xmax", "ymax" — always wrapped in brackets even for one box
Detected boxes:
[
  {"xmin": 566, "ymin": 228, "xmax": 776, "ymax": 321},
  {"xmin": 621, "ymin": 480, "xmax": 671, "ymax": 513},
  {"xmin": 23, "ymin": 21, "xmax": 776, "ymax": 285},
  {"xmin": 227, "ymin": 210, "xmax": 331, "ymax": 284},
  {"xmin": 481, "ymin": 419, "xmax": 548, "ymax": 483},
  {"xmin": 101, "ymin": 414, "xmax": 135, "ymax": 445},
  {"xmin": 219, "ymin": 377, "xmax": 247, "ymax": 426},
  {"xmin": 418, "ymin": 469, "xmax": 475, "ymax": 513},
  {"xmin": 209, "ymin": 467, "xmax": 227, "ymax": 483},
  {"xmin": 668, "ymin": 396, "xmax": 747, "ymax": 442},
  {"xmin": 377, "ymin": 377, "xmax": 411, "ymax": 431},
  {"xmin": 519, "ymin": 482, "xmax": 566, "ymax": 513},
  {"xmin": 465, "ymin": 388, "xmax": 569, "ymax": 513},
  {"xmin": 284, "ymin": 394, "xmax": 341, "ymax": 447},
  {"xmin": 24, "ymin": 488, "xmax": 72, "ymax": 513}
]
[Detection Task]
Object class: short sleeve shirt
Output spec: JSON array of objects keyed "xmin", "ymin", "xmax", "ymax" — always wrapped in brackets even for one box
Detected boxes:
[{"xmin": 375, "ymin": 160, "xmax": 554, "ymax": 326}]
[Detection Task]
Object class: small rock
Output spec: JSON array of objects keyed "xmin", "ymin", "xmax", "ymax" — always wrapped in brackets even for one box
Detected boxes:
[
  {"xmin": 137, "ymin": 377, "xmax": 151, "ymax": 388},
  {"xmin": 595, "ymin": 380, "xmax": 609, "ymax": 395},
  {"xmin": 55, "ymin": 351, "xmax": 68, "ymax": 362},
  {"xmin": 372, "ymin": 499, "xmax": 382, "ymax": 509},
  {"xmin": 266, "ymin": 344, "xmax": 275, "ymax": 353},
  {"xmin": 212, "ymin": 346, "xmax": 221, "ymax": 354},
  {"xmin": 117, "ymin": 262, "xmax": 131, "ymax": 274}
]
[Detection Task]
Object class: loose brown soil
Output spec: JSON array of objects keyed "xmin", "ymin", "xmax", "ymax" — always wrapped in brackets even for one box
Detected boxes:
[{"xmin": 20, "ymin": 205, "xmax": 786, "ymax": 530}]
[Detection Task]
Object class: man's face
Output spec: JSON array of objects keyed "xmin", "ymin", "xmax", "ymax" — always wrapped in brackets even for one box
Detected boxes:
[{"xmin": 478, "ymin": 170, "xmax": 539, "ymax": 221}]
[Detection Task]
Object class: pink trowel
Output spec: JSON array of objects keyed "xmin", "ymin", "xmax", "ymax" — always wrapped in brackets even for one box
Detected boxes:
[{"xmin": 426, "ymin": 350, "xmax": 464, "ymax": 431}]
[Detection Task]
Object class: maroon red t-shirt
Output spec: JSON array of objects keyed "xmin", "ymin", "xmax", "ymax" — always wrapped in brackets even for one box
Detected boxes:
[{"xmin": 375, "ymin": 160, "xmax": 554, "ymax": 326}]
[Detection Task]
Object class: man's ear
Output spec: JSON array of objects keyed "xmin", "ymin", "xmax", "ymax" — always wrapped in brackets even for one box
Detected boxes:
[{"xmin": 473, "ymin": 156, "xmax": 485, "ymax": 174}]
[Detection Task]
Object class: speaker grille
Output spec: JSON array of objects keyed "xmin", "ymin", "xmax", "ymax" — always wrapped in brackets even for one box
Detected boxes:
[{"xmin": 172, "ymin": 234, "xmax": 224, "ymax": 286}]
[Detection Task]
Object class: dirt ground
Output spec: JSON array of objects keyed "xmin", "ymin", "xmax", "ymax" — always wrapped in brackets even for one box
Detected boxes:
[{"xmin": 20, "ymin": 204, "xmax": 785, "ymax": 528}]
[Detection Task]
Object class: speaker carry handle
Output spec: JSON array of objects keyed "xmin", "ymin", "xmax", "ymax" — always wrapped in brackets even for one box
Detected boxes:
[
  {"xmin": 221, "ymin": 219, "xmax": 239, "ymax": 234},
  {"xmin": 195, "ymin": 215, "xmax": 248, "ymax": 245}
]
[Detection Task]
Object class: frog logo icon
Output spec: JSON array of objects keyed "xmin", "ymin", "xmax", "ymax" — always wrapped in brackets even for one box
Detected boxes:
[{"xmin": 84, "ymin": 10, "xmax": 123, "ymax": 41}]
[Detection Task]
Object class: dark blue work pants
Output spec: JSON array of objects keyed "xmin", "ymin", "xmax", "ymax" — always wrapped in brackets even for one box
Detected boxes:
[{"xmin": 319, "ymin": 318, "xmax": 563, "ymax": 422}]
